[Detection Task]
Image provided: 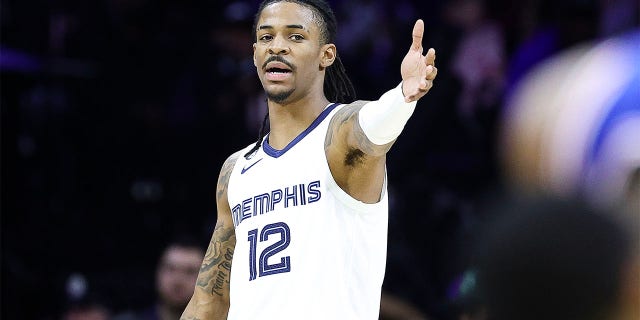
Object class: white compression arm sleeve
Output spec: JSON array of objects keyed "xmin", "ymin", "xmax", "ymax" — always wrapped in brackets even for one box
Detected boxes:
[{"xmin": 358, "ymin": 82, "xmax": 417, "ymax": 145}]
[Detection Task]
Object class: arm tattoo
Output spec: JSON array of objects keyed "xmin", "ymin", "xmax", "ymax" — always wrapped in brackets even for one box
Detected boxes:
[
  {"xmin": 216, "ymin": 153, "xmax": 239, "ymax": 201},
  {"xmin": 325, "ymin": 101, "xmax": 392, "ymax": 163},
  {"xmin": 197, "ymin": 221, "xmax": 236, "ymax": 296},
  {"xmin": 196, "ymin": 152, "xmax": 239, "ymax": 297}
]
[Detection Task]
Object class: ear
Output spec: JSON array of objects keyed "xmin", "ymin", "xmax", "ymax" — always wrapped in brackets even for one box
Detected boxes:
[
  {"xmin": 253, "ymin": 43, "xmax": 258, "ymax": 67},
  {"xmin": 319, "ymin": 43, "xmax": 336, "ymax": 69}
]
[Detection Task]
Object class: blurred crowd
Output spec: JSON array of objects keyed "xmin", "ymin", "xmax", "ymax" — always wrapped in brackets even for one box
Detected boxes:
[{"xmin": 1, "ymin": 0, "xmax": 638, "ymax": 319}]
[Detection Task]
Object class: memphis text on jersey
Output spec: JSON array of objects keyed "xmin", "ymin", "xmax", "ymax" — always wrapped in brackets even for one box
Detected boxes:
[{"xmin": 231, "ymin": 180, "xmax": 322, "ymax": 227}]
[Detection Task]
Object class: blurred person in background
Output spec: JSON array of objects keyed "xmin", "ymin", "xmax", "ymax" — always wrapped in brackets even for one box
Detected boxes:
[
  {"xmin": 473, "ymin": 196, "xmax": 638, "ymax": 320},
  {"xmin": 488, "ymin": 27, "xmax": 639, "ymax": 320},
  {"xmin": 115, "ymin": 236, "xmax": 204, "ymax": 320},
  {"xmin": 446, "ymin": 0, "xmax": 505, "ymax": 121},
  {"xmin": 500, "ymin": 29, "xmax": 639, "ymax": 217}
]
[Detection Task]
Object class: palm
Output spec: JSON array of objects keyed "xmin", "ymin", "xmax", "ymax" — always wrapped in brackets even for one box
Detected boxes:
[
  {"xmin": 401, "ymin": 49, "xmax": 429, "ymax": 81},
  {"xmin": 400, "ymin": 19, "xmax": 437, "ymax": 102}
]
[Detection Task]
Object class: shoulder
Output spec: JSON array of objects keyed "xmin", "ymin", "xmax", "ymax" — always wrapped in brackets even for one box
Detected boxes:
[
  {"xmin": 224, "ymin": 149, "xmax": 244, "ymax": 166},
  {"xmin": 219, "ymin": 150, "xmax": 243, "ymax": 179},
  {"xmin": 337, "ymin": 100, "xmax": 370, "ymax": 114},
  {"xmin": 348, "ymin": 100, "xmax": 371, "ymax": 107},
  {"xmin": 216, "ymin": 150, "xmax": 244, "ymax": 200},
  {"xmin": 328, "ymin": 100, "xmax": 371, "ymax": 124}
]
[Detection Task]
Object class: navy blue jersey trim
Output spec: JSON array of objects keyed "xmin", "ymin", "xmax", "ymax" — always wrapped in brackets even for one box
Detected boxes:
[{"xmin": 263, "ymin": 103, "xmax": 340, "ymax": 158}]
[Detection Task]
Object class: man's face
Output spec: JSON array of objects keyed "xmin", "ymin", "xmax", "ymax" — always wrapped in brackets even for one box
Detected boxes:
[
  {"xmin": 156, "ymin": 246, "xmax": 203, "ymax": 309},
  {"xmin": 253, "ymin": 2, "xmax": 331, "ymax": 104}
]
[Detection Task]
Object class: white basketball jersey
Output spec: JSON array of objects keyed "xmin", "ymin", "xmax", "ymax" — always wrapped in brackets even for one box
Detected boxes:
[{"xmin": 226, "ymin": 103, "xmax": 388, "ymax": 320}]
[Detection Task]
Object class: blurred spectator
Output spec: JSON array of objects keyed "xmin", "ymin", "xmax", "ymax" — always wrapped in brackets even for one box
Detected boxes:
[
  {"xmin": 473, "ymin": 196, "xmax": 638, "ymax": 320},
  {"xmin": 489, "ymin": 27, "xmax": 639, "ymax": 320},
  {"xmin": 501, "ymin": 29, "xmax": 640, "ymax": 213},
  {"xmin": 446, "ymin": 0, "xmax": 505, "ymax": 119},
  {"xmin": 114, "ymin": 236, "xmax": 204, "ymax": 320}
]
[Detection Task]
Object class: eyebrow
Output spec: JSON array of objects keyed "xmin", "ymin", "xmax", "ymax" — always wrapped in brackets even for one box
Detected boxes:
[{"xmin": 258, "ymin": 24, "xmax": 307, "ymax": 31}]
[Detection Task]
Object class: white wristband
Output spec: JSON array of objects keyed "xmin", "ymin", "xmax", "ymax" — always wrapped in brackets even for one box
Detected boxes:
[{"xmin": 358, "ymin": 82, "xmax": 417, "ymax": 145}]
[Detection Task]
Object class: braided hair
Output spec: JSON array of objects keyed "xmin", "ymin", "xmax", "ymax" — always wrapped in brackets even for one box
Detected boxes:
[{"xmin": 244, "ymin": 0, "xmax": 356, "ymax": 158}]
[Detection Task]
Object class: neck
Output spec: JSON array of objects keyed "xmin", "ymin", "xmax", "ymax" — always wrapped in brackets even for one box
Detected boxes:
[{"xmin": 266, "ymin": 90, "xmax": 330, "ymax": 150}]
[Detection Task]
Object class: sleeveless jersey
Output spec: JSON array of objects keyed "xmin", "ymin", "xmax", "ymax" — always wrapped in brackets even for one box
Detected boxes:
[{"xmin": 226, "ymin": 103, "xmax": 388, "ymax": 320}]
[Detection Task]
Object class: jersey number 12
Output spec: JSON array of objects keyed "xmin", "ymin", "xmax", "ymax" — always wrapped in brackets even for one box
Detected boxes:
[{"xmin": 247, "ymin": 222, "xmax": 291, "ymax": 281}]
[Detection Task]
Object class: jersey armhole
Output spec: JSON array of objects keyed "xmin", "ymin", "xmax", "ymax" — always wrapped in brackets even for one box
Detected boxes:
[{"xmin": 324, "ymin": 170, "xmax": 388, "ymax": 213}]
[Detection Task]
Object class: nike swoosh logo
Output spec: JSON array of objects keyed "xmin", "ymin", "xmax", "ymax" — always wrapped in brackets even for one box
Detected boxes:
[{"xmin": 241, "ymin": 159, "xmax": 263, "ymax": 174}]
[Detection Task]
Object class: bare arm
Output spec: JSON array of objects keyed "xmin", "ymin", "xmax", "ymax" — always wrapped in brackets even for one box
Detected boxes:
[
  {"xmin": 324, "ymin": 19, "xmax": 437, "ymax": 203},
  {"xmin": 325, "ymin": 101, "xmax": 391, "ymax": 203},
  {"xmin": 181, "ymin": 151, "xmax": 240, "ymax": 320}
]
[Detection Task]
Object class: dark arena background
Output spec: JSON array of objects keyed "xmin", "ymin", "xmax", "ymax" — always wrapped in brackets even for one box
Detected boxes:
[{"xmin": 2, "ymin": 0, "xmax": 638, "ymax": 319}]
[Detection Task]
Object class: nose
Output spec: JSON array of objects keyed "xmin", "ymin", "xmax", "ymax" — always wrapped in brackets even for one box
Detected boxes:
[{"xmin": 268, "ymin": 35, "xmax": 290, "ymax": 55}]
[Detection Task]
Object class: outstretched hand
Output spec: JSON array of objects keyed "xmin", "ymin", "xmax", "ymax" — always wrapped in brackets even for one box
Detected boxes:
[{"xmin": 401, "ymin": 19, "xmax": 437, "ymax": 103}]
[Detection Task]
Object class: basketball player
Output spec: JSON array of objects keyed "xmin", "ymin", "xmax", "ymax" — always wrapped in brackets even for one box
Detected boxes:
[{"xmin": 181, "ymin": 0, "xmax": 437, "ymax": 318}]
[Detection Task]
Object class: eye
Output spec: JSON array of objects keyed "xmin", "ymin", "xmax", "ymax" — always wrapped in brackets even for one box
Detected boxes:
[
  {"xmin": 290, "ymin": 34, "xmax": 304, "ymax": 41},
  {"xmin": 259, "ymin": 34, "xmax": 273, "ymax": 42}
]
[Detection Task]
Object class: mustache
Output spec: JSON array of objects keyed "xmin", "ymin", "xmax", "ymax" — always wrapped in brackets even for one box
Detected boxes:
[{"xmin": 262, "ymin": 55, "xmax": 296, "ymax": 71}]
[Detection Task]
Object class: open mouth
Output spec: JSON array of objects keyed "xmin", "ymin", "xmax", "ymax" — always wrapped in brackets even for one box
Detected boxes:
[
  {"xmin": 266, "ymin": 67, "xmax": 292, "ymax": 74},
  {"xmin": 264, "ymin": 61, "xmax": 293, "ymax": 81}
]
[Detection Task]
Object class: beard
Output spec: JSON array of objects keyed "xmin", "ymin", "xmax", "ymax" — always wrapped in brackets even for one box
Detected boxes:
[{"xmin": 266, "ymin": 88, "xmax": 295, "ymax": 103}]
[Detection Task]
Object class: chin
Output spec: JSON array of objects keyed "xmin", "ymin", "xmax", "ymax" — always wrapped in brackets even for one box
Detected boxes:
[{"xmin": 266, "ymin": 88, "xmax": 295, "ymax": 103}]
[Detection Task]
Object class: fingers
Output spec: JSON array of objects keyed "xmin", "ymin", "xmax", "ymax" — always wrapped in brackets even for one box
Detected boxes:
[
  {"xmin": 426, "ymin": 65, "xmax": 438, "ymax": 80},
  {"xmin": 409, "ymin": 64, "xmax": 437, "ymax": 102},
  {"xmin": 419, "ymin": 78, "xmax": 429, "ymax": 90},
  {"xmin": 425, "ymin": 48, "xmax": 436, "ymax": 66},
  {"xmin": 411, "ymin": 19, "xmax": 424, "ymax": 52},
  {"xmin": 405, "ymin": 82, "xmax": 433, "ymax": 102},
  {"xmin": 404, "ymin": 76, "xmax": 435, "ymax": 103},
  {"xmin": 419, "ymin": 77, "xmax": 434, "ymax": 91}
]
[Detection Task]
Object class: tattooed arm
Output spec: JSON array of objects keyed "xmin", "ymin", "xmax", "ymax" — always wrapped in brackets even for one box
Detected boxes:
[
  {"xmin": 181, "ymin": 151, "xmax": 240, "ymax": 320},
  {"xmin": 324, "ymin": 20, "xmax": 437, "ymax": 204},
  {"xmin": 325, "ymin": 101, "xmax": 392, "ymax": 204}
]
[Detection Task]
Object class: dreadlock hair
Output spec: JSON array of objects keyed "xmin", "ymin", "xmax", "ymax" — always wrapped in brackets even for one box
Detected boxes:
[{"xmin": 244, "ymin": 0, "xmax": 356, "ymax": 159}]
